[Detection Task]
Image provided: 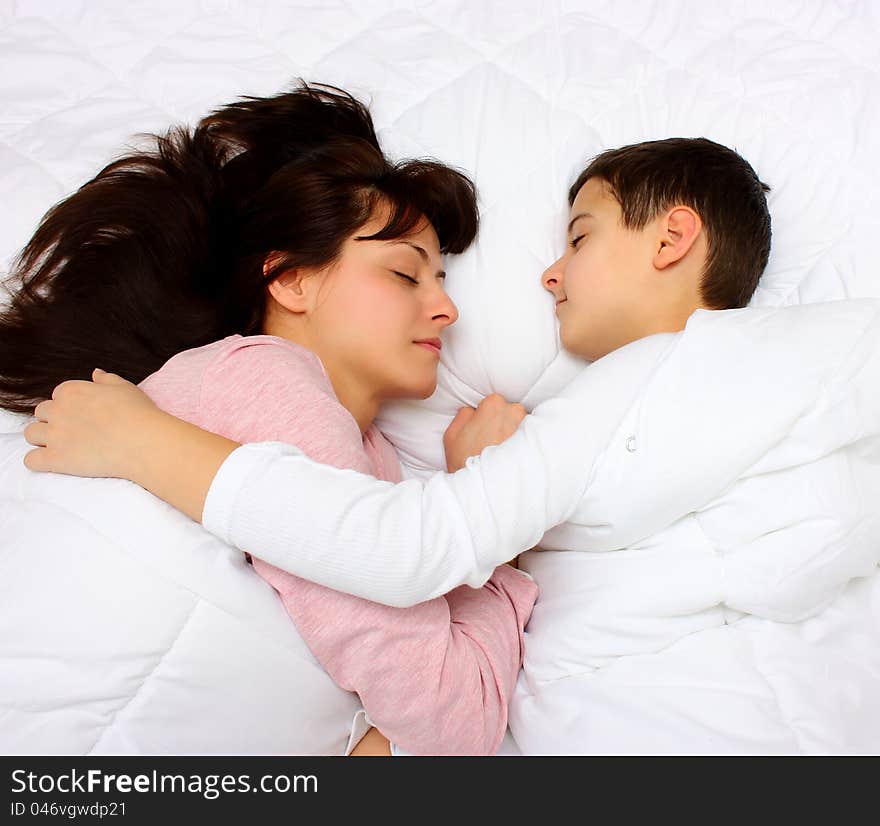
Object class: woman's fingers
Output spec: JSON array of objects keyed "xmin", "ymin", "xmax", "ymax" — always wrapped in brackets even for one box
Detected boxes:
[
  {"xmin": 442, "ymin": 396, "xmax": 530, "ymax": 473},
  {"xmin": 443, "ymin": 405, "xmax": 475, "ymax": 441}
]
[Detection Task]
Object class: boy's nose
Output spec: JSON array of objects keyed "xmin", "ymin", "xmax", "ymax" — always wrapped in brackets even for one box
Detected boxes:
[{"xmin": 541, "ymin": 258, "xmax": 564, "ymax": 295}]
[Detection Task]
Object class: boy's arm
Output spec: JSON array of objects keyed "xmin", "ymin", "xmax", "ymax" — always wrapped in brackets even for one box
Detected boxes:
[
  {"xmin": 197, "ymin": 333, "xmax": 656, "ymax": 605},
  {"xmin": 24, "ymin": 370, "xmax": 235, "ymax": 525},
  {"xmin": 127, "ymin": 409, "xmax": 237, "ymax": 524},
  {"xmin": 24, "ymin": 371, "xmax": 546, "ymax": 602},
  {"xmin": 25, "ymin": 334, "xmax": 668, "ymax": 605}
]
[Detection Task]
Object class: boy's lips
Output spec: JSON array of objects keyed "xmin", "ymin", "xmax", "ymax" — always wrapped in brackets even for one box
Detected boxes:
[{"xmin": 414, "ymin": 338, "xmax": 442, "ymax": 355}]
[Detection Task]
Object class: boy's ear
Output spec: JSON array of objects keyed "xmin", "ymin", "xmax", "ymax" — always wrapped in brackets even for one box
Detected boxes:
[{"xmin": 654, "ymin": 206, "xmax": 702, "ymax": 270}]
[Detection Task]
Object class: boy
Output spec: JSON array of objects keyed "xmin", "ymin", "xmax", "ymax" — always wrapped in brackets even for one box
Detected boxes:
[{"xmin": 25, "ymin": 138, "xmax": 880, "ymax": 753}]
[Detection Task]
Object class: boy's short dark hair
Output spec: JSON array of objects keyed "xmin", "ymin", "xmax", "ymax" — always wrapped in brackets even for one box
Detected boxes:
[{"xmin": 569, "ymin": 137, "xmax": 771, "ymax": 309}]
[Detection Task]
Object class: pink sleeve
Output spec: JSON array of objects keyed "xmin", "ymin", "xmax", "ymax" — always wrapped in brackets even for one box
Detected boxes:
[
  {"xmin": 198, "ymin": 338, "xmax": 539, "ymax": 755},
  {"xmin": 272, "ymin": 562, "xmax": 537, "ymax": 755}
]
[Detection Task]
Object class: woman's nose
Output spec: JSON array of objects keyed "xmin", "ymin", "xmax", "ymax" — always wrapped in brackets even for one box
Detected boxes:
[{"xmin": 431, "ymin": 286, "xmax": 459, "ymax": 327}]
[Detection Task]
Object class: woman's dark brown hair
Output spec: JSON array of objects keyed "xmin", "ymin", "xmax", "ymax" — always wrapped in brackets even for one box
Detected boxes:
[
  {"xmin": 0, "ymin": 82, "xmax": 478, "ymax": 414},
  {"xmin": 569, "ymin": 137, "xmax": 771, "ymax": 310}
]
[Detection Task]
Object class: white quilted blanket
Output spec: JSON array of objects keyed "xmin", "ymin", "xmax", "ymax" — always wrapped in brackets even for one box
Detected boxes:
[
  {"xmin": 510, "ymin": 300, "xmax": 880, "ymax": 754},
  {"xmin": 1, "ymin": 0, "xmax": 879, "ymax": 754}
]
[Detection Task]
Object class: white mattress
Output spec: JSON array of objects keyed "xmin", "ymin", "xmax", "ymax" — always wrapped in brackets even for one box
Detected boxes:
[{"xmin": 2, "ymin": 0, "xmax": 878, "ymax": 754}]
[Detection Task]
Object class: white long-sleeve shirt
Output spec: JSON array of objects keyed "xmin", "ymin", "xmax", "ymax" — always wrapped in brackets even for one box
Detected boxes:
[{"xmin": 202, "ymin": 332, "xmax": 674, "ymax": 607}]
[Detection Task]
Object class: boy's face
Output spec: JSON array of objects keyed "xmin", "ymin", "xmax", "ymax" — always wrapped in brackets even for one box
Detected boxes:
[{"xmin": 541, "ymin": 176, "xmax": 663, "ymax": 362}]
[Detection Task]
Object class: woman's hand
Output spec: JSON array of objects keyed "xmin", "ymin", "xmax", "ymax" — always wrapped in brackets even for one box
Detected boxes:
[
  {"xmin": 349, "ymin": 726, "xmax": 392, "ymax": 756},
  {"xmin": 443, "ymin": 393, "xmax": 527, "ymax": 473},
  {"xmin": 23, "ymin": 368, "xmax": 159, "ymax": 480}
]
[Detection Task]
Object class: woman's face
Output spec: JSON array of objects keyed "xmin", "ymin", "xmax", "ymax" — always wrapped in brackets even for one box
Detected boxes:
[{"xmin": 274, "ymin": 208, "xmax": 457, "ymax": 409}]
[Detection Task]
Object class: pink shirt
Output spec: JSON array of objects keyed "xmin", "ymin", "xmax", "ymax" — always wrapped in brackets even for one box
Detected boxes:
[{"xmin": 140, "ymin": 334, "xmax": 537, "ymax": 755}]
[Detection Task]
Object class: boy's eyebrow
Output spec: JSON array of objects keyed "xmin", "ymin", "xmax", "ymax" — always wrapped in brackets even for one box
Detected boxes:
[{"xmin": 567, "ymin": 212, "xmax": 594, "ymax": 233}]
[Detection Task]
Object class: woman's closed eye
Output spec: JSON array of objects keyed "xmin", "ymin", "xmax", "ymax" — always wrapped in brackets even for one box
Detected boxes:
[
  {"xmin": 569, "ymin": 234, "xmax": 586, "ymax": 250},
  {"xmin": 393, "ymin": 270, "xmax": 419, "ymax": 285}
]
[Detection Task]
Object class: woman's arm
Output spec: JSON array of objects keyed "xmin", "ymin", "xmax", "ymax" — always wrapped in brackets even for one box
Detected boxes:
[{"xmin": 259, "ymin": 553, "xmax": 536, "ymax": 755}]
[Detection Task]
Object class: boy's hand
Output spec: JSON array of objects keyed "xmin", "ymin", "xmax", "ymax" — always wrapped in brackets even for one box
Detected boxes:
[
  {"xmin": 443, "ymin": 393, "xmax": 527, "ymax": 473},
  {"xmin": 23, "ymin": 369, "xmax": 160, "ymax": 480}
]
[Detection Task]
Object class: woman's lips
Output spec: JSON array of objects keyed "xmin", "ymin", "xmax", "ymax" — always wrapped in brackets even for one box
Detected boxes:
[{"xmin": 414, "ymin": 339, "xmax": 442, "ymax": 355}]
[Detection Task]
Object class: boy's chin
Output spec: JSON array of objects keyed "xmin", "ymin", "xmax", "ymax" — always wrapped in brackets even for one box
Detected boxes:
[{"xmin": 559, "ymin": 328, "xmax": 596, "ymax": 362}]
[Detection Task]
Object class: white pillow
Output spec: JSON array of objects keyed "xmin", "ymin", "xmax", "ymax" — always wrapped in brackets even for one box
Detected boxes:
[{"xmin": 375, "ymin": 4, "xmax": 880, "ymax": 474}]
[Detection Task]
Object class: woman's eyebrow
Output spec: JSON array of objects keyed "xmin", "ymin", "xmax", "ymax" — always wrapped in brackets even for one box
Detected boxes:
[
  {"xmin": 388, "ymin": 240, "xmax": 446, "ymax": 277},
  {"xmin": 567, "ymin": 212, "xmax": 594, "ymax": 234},
  {"xmin": 389, "ymin": 240, "xmax": 428, "ymax": 260}
]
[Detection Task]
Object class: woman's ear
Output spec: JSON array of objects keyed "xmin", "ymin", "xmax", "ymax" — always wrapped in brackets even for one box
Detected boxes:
[
  {"xmin": 266, "ymin": 269, "xmax": 312, "ymax": 314},
  {"xmin": 264, "ymin": 253, "xmax": 314, "ymax": 314},
  {"xmin": 654, "ymin": 206, "xmax": 702, "ymax": 269}
]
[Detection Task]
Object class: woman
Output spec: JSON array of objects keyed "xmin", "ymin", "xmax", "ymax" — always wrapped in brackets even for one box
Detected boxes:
[{"xmin": 1, "ymin": 82, "xmax": 537, "ymax": 756}]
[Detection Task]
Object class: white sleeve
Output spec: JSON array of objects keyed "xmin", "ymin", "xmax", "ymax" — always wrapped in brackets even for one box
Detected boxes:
[{"xmin": 202, "ymin": 335, "xmax": 674, "ymax": 607}]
